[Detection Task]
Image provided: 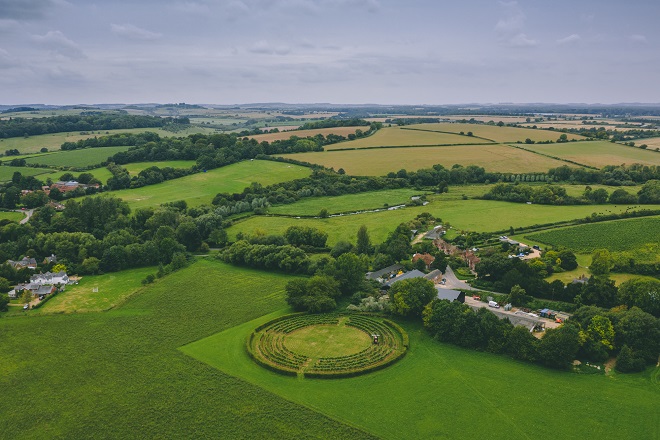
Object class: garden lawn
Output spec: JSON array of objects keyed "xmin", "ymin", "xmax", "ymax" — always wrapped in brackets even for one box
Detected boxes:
[
  {"xmin": 267, "ymin": 188, "xmax": 425, "ymax": 216},
  {"xmin": 0, "ymin": 260, "xmax": 373, "ymax": 439},
  {"xmin": 0, "ymin": 211, "xmax": 24, "ymax": 222},
  {"xmin": 323, "ymin": 126, "xmax": 489, "ymax": 150},
  {"xmin": 25, "ymin": 146, "xmax": 133, "ymax": 167},
  {"xmin": 182, "ymin": 313, "xmax": 660, "ymax": 440},
  {"xmin": 279, "ymin": 144, "xmax": 567, "ymax": 175},
  {"xmin": 83, "ymin": 160, "xmax": 311, "ymax": 210},
  {"xmin": 521, "ymin": 140, "xmax": 660, "ymax": 168},
  {"xmin": 229, "ymin": 198, "xmax": 660, "ymax": 245},
  {"xmin": 525, "ymin": 216, "xmax": 660, "ymax": 252},
  {"xmin": 34, "ymin": 266, "xmax": 156, "ymax": 314}
]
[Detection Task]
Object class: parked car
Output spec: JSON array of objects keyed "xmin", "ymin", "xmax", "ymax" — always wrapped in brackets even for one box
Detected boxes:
[{"xmin": 23, "ymin": 304, "xmax": 29, "ymax": 310}]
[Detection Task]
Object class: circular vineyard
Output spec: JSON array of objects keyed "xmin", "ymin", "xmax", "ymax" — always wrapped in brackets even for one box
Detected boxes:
[{"xmin": 247, "ymin": 313, "xmax": 408, "ymax": 378}]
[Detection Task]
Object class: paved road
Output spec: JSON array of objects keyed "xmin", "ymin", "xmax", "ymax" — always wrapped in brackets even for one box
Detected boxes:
[
  {"xmin": 439, "ymin": 266, "xmax": 477, "ymax": 291},
  {"xmin": 464, "ymin": 295, "xmax": 561, "ymax": 330},
  {"xmin": 18, "ymin": 209, "xmax": 34, "ymax": 225}
]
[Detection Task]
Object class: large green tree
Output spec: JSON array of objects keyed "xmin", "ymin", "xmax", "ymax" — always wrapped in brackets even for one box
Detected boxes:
[
  {"xmin": 390, "ymin": 278, "xmax": 436, "ymax": 317},
  {"xmin": 356, "ymin": 225, "xmax": 371, "ymax": 255},
  {"xmin": 538, "ymin": 324, "xmax": 581, "ymax": 369}
]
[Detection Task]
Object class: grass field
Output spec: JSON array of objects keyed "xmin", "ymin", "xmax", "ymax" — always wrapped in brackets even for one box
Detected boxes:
[
  {"xmin": 183, "ymin": 310, "xmax": 659, "ymax": 440},
  {"xmin": 35, "ymin": 267, "xmax": 156, "ymax": 314},
  {"xmin": 285, "ymin": 325, "xmax": 372, "ymax": 358},
  {"xmin": 408, "ymin": 122, "xmax": 585, "ymax": 143},
  {"xmin": 0, "ymin": 211, "xmax": 23, "ymax": 222},
  {"xmin": 521, "ymin": 141, "xmax": 660, "ymax": 168},
  {"xmin": 24, "ymin": 146, "xmax": 133, "ymax": 168},
  {"xmin": 279, "ymin": 144, "xmax": 567, "ymax": 175},
  {"xmin": 268, "ymin": 188, "xmax": 424, "ymax": 216},
  {"xmin": 322, "ymin": 126, "xmax": 490, "ymax": 150},
  {"xmin": 249, "ymin": 126, "xmax": 369, "ymax": 143},
  {"xmin": 0, "ymin": 126, "xmax": 216, "ymax": 155},
  {"xmin": 229, "ymin": 198, "xmax": 660, "ymax": 245},
  {"xmin": 86, "ymin": 161, "xmax": 197, "ymax": 184},
  {"xmin": 525, "ymin": 216, "xmax": 660, "ymax": 253},
  {"xmin": 0, "ymin": 165, "xmax": 57, "ymax": 181},
  {"xmin": 86, "ymin": 160, "xmax": 311, "ymax": 210}
]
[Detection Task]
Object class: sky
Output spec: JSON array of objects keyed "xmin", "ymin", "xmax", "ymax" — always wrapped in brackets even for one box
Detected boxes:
[{"xmin": 1, "ymin": 0, "xmax": 659, "ymax": 105}]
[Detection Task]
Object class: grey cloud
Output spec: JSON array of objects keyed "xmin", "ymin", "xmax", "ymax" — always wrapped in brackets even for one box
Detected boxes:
[
  {"xmin": 509, "ymin": 33, "xmax": 537, "ymax": 47},
  {"xmin": 111, "ymin": 24, "xmax": 162, "ymax": 41},
  {"xmin": 0, "ymin": 0, "xmax": 65, "ymax": 20},
  {"xmin": 248, "ymin": 40, "xmax": 291, "ymax": 55},
  {"xmin": 557, "ymin": 34, "xmax": 580, "ymax": 45},
  {"xmin": 628, "ymin": 34, "xmax": 647, "ymax": 44},
  {"xmin": 32, "ymin": 30, "xmax": 85, "ymax": 59},
  {"xmin": 0, "ymin": 48, "xmax": 19, "ymax": 68}
]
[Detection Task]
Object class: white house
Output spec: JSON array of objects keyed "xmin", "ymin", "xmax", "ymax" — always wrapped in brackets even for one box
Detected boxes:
[{"xmin": 30, "ymin": 271, "xmax": 70, "ymax": 286}]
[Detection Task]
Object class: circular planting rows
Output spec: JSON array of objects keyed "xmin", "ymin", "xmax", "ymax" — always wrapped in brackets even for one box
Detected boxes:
[{"xmin": 247, "ymin": 313, "xmax": 409, "ymax": 378}]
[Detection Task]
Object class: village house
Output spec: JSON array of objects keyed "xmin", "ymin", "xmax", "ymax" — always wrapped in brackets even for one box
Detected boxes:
[
  {"xmin": 43, "ymin": 254, "xmax": 58, "ymax": 265},
  {"xmin": 31, "ymin": 271, "xmax": 70, "ymax": 286},
  {"xmin": 6, "ymin": 256, "xmax": 38, "ymax": 270},
  {"xmin": 412, "ymin": 253, "xmax": 435, "ymax": 270}
]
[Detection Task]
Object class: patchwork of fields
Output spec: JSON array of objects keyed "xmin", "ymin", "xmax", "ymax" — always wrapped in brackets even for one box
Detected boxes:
[
  {"xmin": 408, "ymin": 122, "xmax": 585, "ymax": 142},
  {"xmin": 280, "ymin": 144, "xmax": 570, "ymax": 175},
  {"xmin": 323, "ymin": 126, "xmax": 490, "ymax": 150},
  {"xmin": 25, "ymin": 146, "xmax": 133, "ymax": 167},
  {"xmin": 249, "ymin": 126, "xmax": 369, "ymax": 142}
]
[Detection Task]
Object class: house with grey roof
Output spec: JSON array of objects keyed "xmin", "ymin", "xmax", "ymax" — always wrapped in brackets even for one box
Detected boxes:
[
  {"xmin": 436, "ymin": 288, "xmax": 465, "ymax": 303},
  {"xmin": 383, "ymin": 269, "xmax": 426, "ymax": 287}
]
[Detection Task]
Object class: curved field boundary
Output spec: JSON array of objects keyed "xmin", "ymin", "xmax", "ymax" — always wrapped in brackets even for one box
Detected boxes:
[
  {"xmin": 324, "ymin": 142, "xmax": 496, "ymax": 152},
  {"xmin": 246, "ymin": 312, "xmax": 408, "ymax": 379},
  {"xmin": 400, "ymin": 127, "xmax": 495, "ymax": 142}
]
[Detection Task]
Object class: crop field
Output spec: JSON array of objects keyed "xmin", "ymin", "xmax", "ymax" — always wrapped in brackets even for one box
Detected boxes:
[
  {"xmin": 638, "ymin": 137, "xmax": 660, "ymax": 149},
  {"xmin": 229, "ymin": 197, "xmax": 660, "ymax": 245},
  {"xmin": 521, "ymin": 141, "xmax": 660, "ymax": 168},
  {"xmin": 183, "ymin": 310, "xmax": 659, "ymax": 440},
  {"xmin": 0, "ymin": 165, "xmax": 57, "ymax": 181},
  {"xmin": 0, "ymin": 126, "xmax": 215, "ymax": 155},
  {"xmin": 525, "ymin": 216, "xmax": 660, "ymax": 253},
  {"xmin": 24, "ymin": 146, "xmax": 133, "ymax": 168},
  {"xmin": 323, "ymin": 126, "xmax": 490, "ymax": 150},
  {"xmin": 407, "ymin": 122, "xmax": 585, "ymax": 143},
  {"xmin": 87, "ymin": 160, "xmax": 311, "ymax": 210},
  {"xmin": 267, "ymin": 188, "xmax": 424, "ymax": 216},
  {"xmin": 279, "ymin": 144, "xmax": 568, "ymax": 175},
  {"xmin": 35, "ymin": 267, "xmax": 156, "ymax": 314},
  {"xmin": 249, "ymin": 126, "xmax": 369, "ymax": 143}
]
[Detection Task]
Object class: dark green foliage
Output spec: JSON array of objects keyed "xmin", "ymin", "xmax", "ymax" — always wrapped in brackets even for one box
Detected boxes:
[
  {"xmin": 330, "ymin": 241, "xmax": 354, "ymax": 258},
  {"xmin": 325, "ymin": 253, "xmax": 369, "ymax": 295},
  {"xmin": 285, "ymin": 275, "xmax": 341, "ymax": 313},
  {"xmin": 390, "ymin": 278, "xmax": 436, "ymax": 317},
  {"xmin": 615, "ymin": 345, "xmax": 647, "ymax": 373},
  {"xmin": 537, "ymin": 325, "xmax": 581, "ymax": 370},
  {"xmin": 617, "ymin": 278, "xmax": 660, "ymax": 317},
  {"xmin": 0, "ymin": 293, "xmax": 8, "ymax": 312},
  {"xmin": 219, "ymin": 240, "xmax": 310, "ymax": 273},
  {"xmin": 505, "ymin": 326, "xmax": 539, "ymax": 362},
  {"xmin": 284, "ymin": 225, "xmax": 328, "ymax": 248},
  {"xmin": 356, "ymin": 225, "xmax": 371, "ymax": 255}
]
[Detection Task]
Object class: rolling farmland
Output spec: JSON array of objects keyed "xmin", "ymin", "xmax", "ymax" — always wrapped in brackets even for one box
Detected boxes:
[
  {"xmin": 0, "ymin": 165, "xmax": 57, "ymax": 181},
  {"xmin": 323, "ymin": 126, "xmax": 490, "ymax": 150},
  {"xmin": 249, "ymin": 126, "xmax": 369, "ymax": 142},
  {"xmin": 279, "ymin": 144, "xmax": 568, "ymax": 175},
  {"xmin": 525, "ymin": 216, "xmax": 660, "ymax": 252},
  {"xmin": 24, "ymin": 146, "xmax": 133, "ymax": 167},
  {"xmin": 521, "ymin": 140, "xmax": 660, "ymax": 168},
  {"xmin": 408, "ymin": 122, "xmax": 585, "ymax": 143}
]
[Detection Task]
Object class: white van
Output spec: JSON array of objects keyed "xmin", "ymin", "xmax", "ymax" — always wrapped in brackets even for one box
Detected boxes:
[{"xmin": 488, "ymin": 301, "xmax": 500, "ymax": 308}]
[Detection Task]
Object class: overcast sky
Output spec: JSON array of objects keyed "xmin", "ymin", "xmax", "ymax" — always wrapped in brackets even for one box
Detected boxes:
[{"xmin": 1, "ymin": 0, "xmax": 659, "ymax": 105}]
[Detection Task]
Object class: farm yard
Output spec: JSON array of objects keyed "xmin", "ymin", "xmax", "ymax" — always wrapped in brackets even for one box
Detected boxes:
[{"xmin": 279, "ymin": 144, "xmax": 568, "ymax": 175}]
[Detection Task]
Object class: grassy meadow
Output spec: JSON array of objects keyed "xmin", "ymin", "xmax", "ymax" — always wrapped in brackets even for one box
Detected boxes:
[
  {"xmin": 85, "ymin": 160, "xmax": 311, "ymax": 210},
  {"xmin": 521, "ymin": 140, "xmax": 660, "ymax": 168},
  {"xmin": 280, "ymin": 144, "xmax": 567, "ymax": 175},
  {"xmin": 34, "ymin": 267, "xmax": 156, "ymax": 314},
  {"xmin": 267, "ymin": 188, "xmax": 425, "ymax": 216},
  {"xmin": 85, "ymin": 160, "xmax": 197, "ymax": 184},
  {"xmin": 229, "ymin": 197, "xmax": 660, "ymax": 245},
  {"xmin": 24, "ymin": 146, "xmax": 133, "ymax": 168},
  {"xmin": 0, "ymin": 211, "xmax": 24, "ymax": 222},
  {"xmin": 408, "ymin": 122, "xmax": 585, "ymax": 142},
  {"xmin": 323, "ymin": 126, "xmax": 490, "ymax": 150},
  {"xmin": 249, "ymin": 126, "xmax": 369, "ymax": 142},
  {"xmin": 0, "ymin": 165, "xmax": 57, "ymax": 181},
  {"xmin": 183, "ymin": 310, "xmax": 659, "ymax": 440}
]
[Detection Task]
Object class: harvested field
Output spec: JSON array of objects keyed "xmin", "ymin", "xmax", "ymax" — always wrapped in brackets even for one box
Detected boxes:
[
  {"xmin": 279, "ymin": 144, "xmax": 567, "ymax": 175},
  {"xmin": 323, "ymin": 126, "xmax": 489, "ymax": 150},
  {"xmin": 521, "ymin": 140, "xmax": 660, "ymax": 168},
  {"xmin": 408, "ymin": 123, "xmax": 585, "ymax": 143}
]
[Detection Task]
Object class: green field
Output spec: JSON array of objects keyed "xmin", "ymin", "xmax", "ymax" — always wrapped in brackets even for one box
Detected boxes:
[
  {"xmin": 183, "ymin": 308, "xmax": 659, "ymax": 440},
  {"xmin": 323, "ymin": 126, "xmax": 490, "ymax": 150},
  {"xmin": 24, "ymin": 146, "xmax": 133, "ymax": 168},
  {"xmin": 526, "ymin": 216, "xmax": 660, "ymax": 252},
  {"xmin": 85, "ymin": 161, "xmax": 197, "ymax": 185},
  {"xmin": 279, "ymin": 144, "xmax": 567, "ymax": 175},
  {"xmin": 229, "ymin": 198, "xmax": 660, "ymax": 245},
  {"xmin": 35, "ymin": 267, "xmax": 156, "ymax": 314},
  {"xmin": 409, "ymin": 122, "xmax": 585, "ymax": 143},
  {"xmin": 0, "ymin": 165, "xmax": 57, "ymax": 181},
  {"xmin": 522, "ymin": 140, "xmax": 660, "ymax": 168},
  {"xmin": 268, "ymin": 188, "xmax": 424, "ymax": 216},
  {"xmin": 0, "ymin": 126, "xmax": 216, "ymax": 155},
  {"xmin": 0, "ymin": 211, "xmax": 24, "ymax": 222},
  {"xmin": 86, "ymin": 160, "xmax": 311, "ymax": 210}
]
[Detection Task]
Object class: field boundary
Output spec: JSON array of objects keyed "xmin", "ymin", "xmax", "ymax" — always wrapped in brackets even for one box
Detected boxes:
[
  {"xmin": 507, "ymin": 144, "xmax": 597, "ymax": 169},
  {"xmin": 400, "ymin": 127, "xmax": 495, "ymax": 142}
]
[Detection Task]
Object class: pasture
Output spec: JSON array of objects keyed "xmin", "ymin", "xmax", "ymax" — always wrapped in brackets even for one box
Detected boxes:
[
  {"xmin": 228, "ymin": 197, "xmax": 660, "ymax": 245},
  {"xmin": 526, "ymin": 216, "xmax": 660, "ymax": 253},
  {"xmin": 279, "ymin": 144, "xmax": 569, "ymax": 175},
  {"xmin": 86, "ymin": 161, "xmax": 197, "ymax": 184},
  {"xmin": 0, "ymin": 165, "xmax": 57, "ymax": 181},
  {"xmin": 24, "ymin": 146, "xmax": 133, "ymax": 168},
  {"xmin": 0, "ymin": 126, "xmax": 215, "ymax": 155},
  {"xmin": 183, "ymin": 309, "xmax": 659, "ymax": 440},
  {"xmin": 86, "ymin": 160, "xmax": 311, "ymax": 210},
  {"xmin": 407, "ymin": 122, "xmax": 585, "ymax": 143},
  {"xmin": 34, "ymin": 267, "xmax": 156, "ymax": 314},
  {"xmin": 0, "ymin": 211, "xmax": 23, "ymax": 222},
  {"xmin": 249, "ymin": 126, "xmax": 369, "ymax": 143},
  {"xmin": 267, "ymin": 188, "xmax": 424, "ymax": 216},
  {"xmin": 521, "ymin": 141, "xmax": 660, "ymax": 168},
  {"xmin": 323, "ymin": 126, "xmax": 490, "ymax": 150}
]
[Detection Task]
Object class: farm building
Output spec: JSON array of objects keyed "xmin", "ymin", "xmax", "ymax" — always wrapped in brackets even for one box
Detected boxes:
[
  {"xmin": 436, "ymin": 288, "xmax": 465, "ymax": 303},
  {"xmin": 383, "ymin": 269, "xmax": 426, "ymax": 287},
  {"xmin": 467, "ymin": 304, "xmax": 545, "ymax": 332},
  {"xmin": 366, "ymin": 264, "xmax": 403, "ymax": 282},
  {"xmin": 424, "ymin": 269, "xmax": 443, "ymax": 283}
]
